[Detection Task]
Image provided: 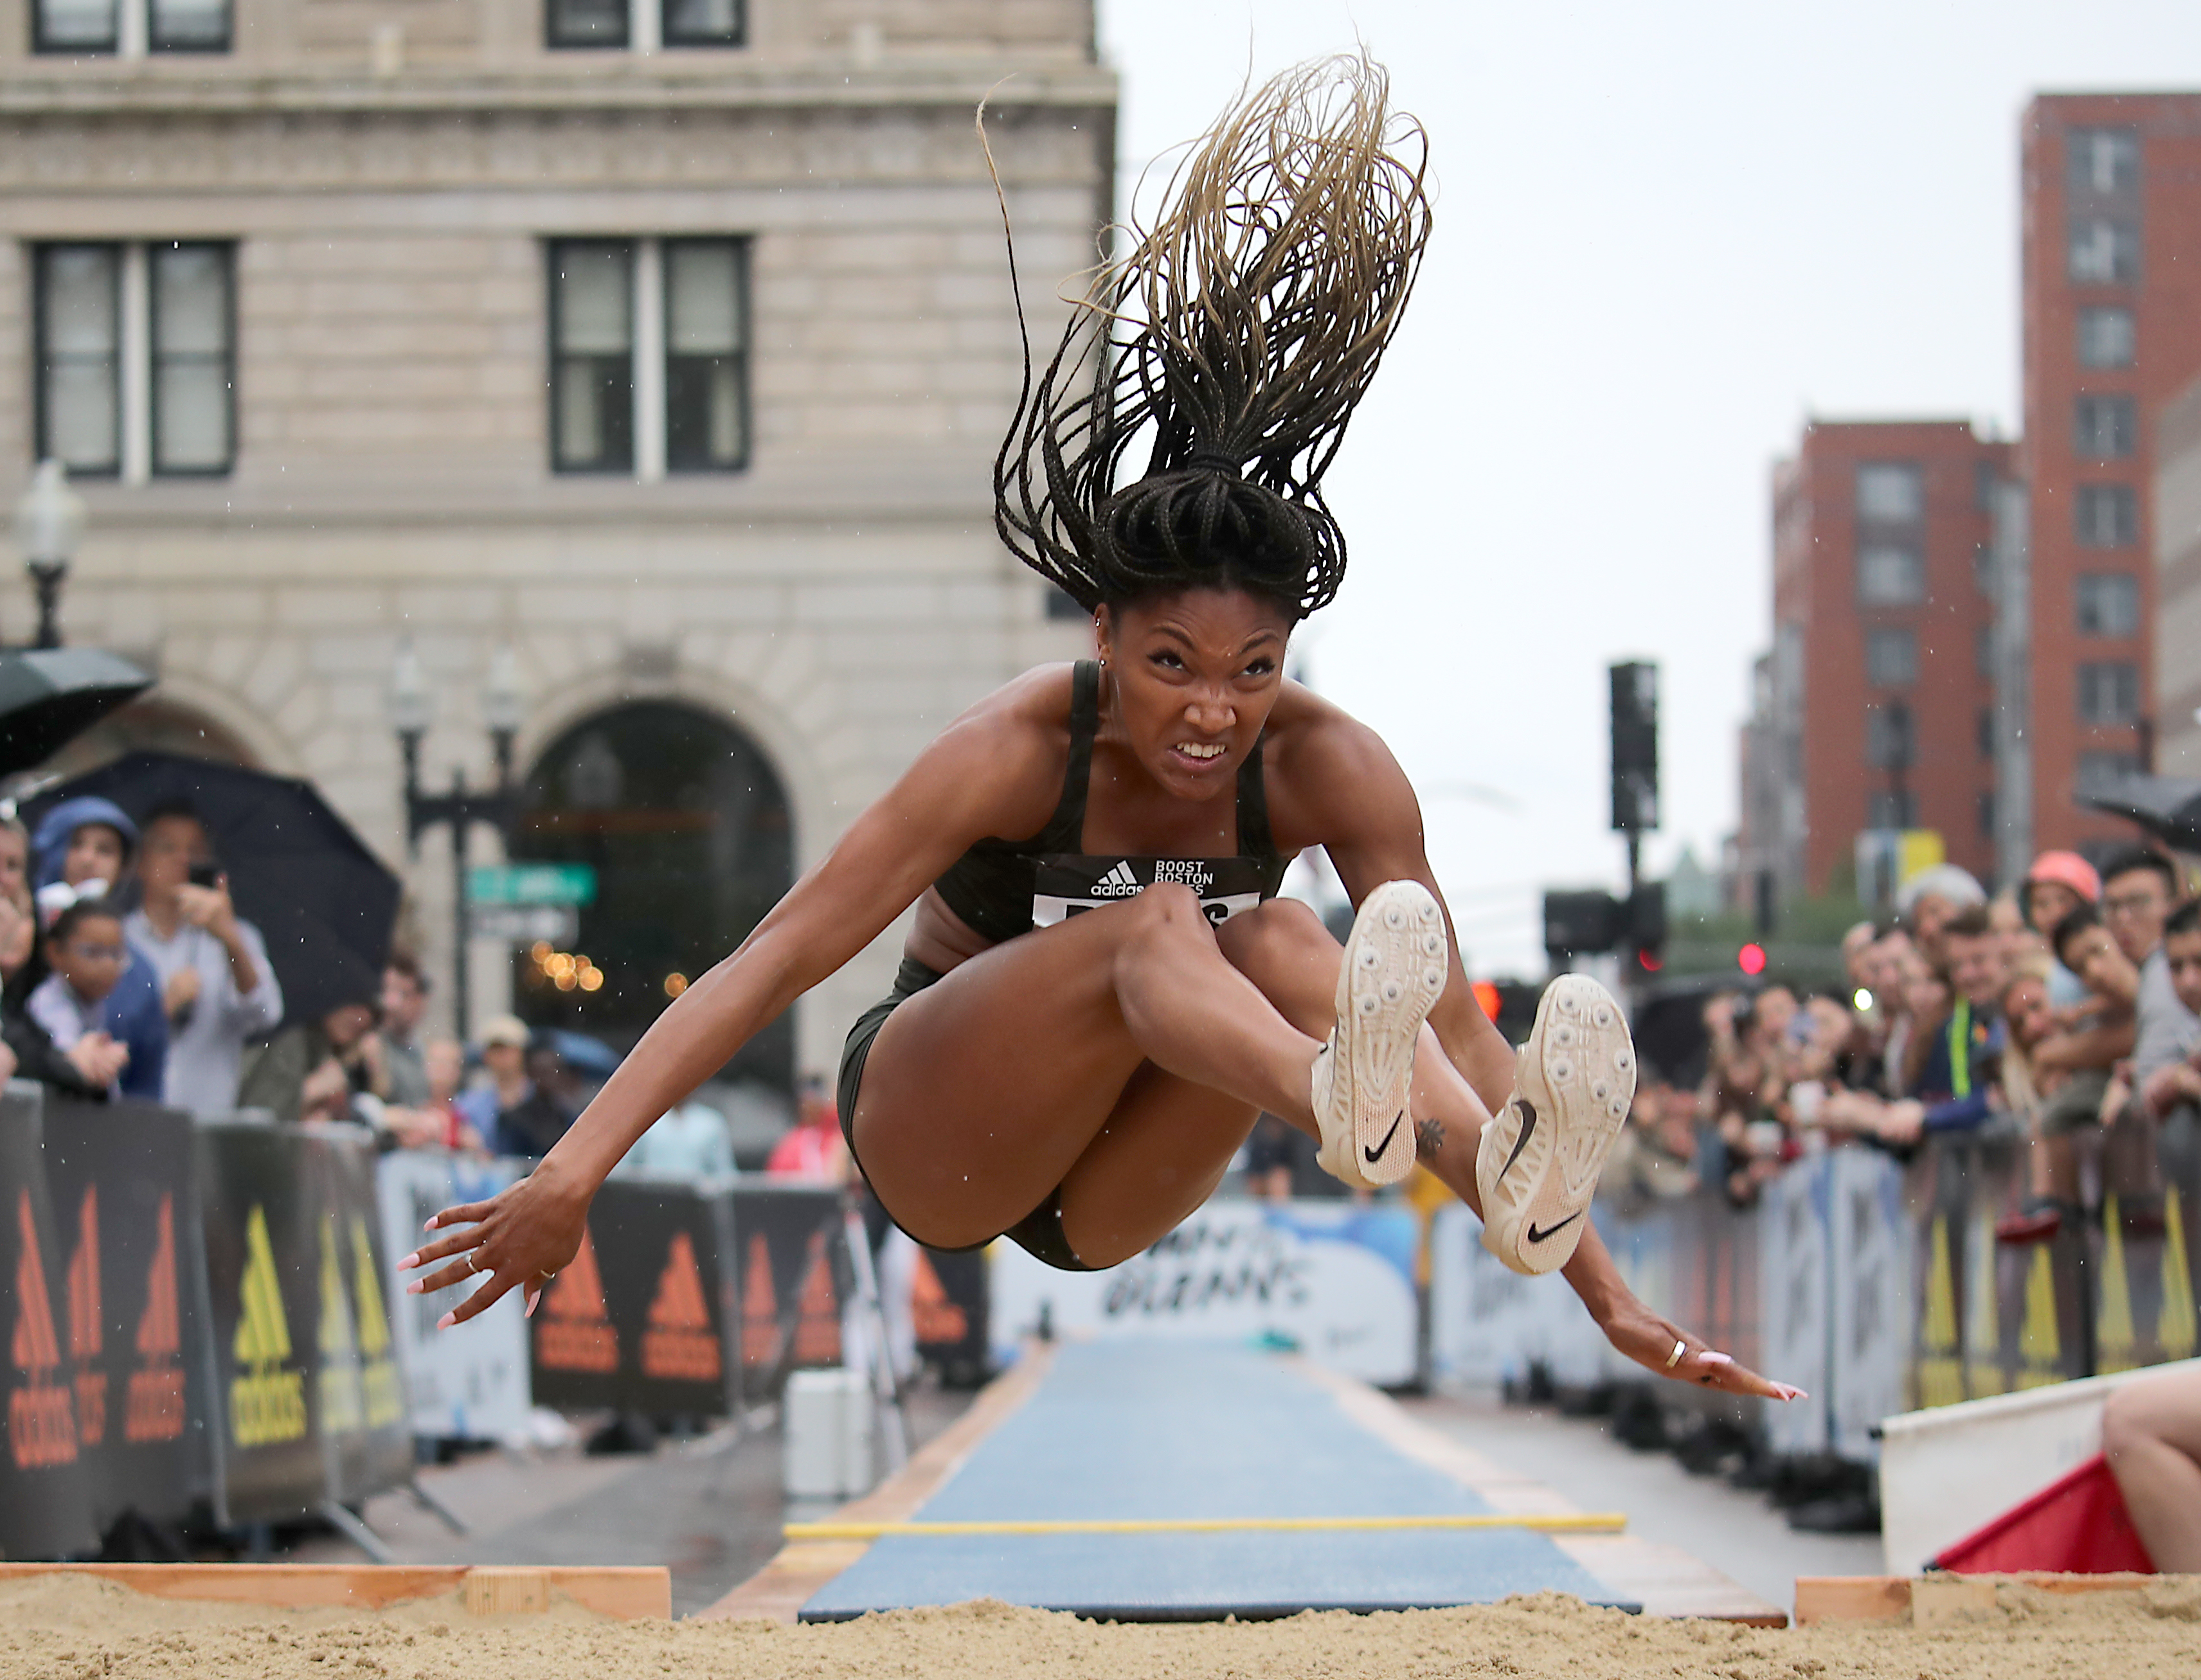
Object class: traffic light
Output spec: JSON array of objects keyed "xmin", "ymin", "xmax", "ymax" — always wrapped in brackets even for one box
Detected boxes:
[
  {"xmin": 1543, "ymin": 882, "xmax": 1665, "ymax": 967},
  {"xmin": 1610, "ymin": 661, "xmax": 1659, "ymax": 834},
  {"xmin": 1543, "ymin": 889, "xmax": 1622, "ymax": 960},
  {"xmin": 1626, "ymin": 880, "xmax": 1666, "ymax": 972}
]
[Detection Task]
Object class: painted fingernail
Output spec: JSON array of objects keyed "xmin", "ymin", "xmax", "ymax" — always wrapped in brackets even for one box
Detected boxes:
[
  {"xmin": 437, "ymin": 1311, "xmax": 456, "ymax": 1330},
  {"xmin": 526, "ymin": 1291, "xmax": 541, "ymax": 1319},
  {"xmin": 397, "ymin": 1253, "xmax": 418, "ymax": 1270},
  {"xmin": 423, "ymin": 1216, "xmax": 440, "ymax": 1231},
  {"xmin": 406, "ymin": 1280, "xmax": 424, "ymax": 1294},
  {"xmin": 1698, "ymin": 1351, "xmax": 1733, "ymax": 1365}
]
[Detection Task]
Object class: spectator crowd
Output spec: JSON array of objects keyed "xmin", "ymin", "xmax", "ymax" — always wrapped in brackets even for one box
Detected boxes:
[
  {"xmin": 1607, "ymin": 845, "xmax": 2201, "ymax": 1242},
  {"xmin": 0, "ymin": 791, "xmax": 861, "ymax": 1184}
]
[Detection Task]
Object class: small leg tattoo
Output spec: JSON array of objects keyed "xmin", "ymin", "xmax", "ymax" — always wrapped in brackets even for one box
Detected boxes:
[{"xmin": 1415, "ymin": 1116, "xmax": 1445, "ymax": 1158}]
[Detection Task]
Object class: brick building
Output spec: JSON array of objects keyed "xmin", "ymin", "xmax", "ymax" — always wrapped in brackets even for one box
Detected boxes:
[
  {"xmin": 2157, "ymin": 375, "xmax": 2201, "ymax": 779},
  {"xmin": 0, "ymin": 0, "xmax": 1111, "ymax": 1093},
  {"xmin": 1745, "ymin": 422, "xmax": 2014, "ymax": 903},
  {"xmin": 2020, "ymin": 93, "xmax": 2201, "ymax": 853}
]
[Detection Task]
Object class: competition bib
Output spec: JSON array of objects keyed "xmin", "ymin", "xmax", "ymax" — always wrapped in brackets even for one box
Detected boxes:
[{"xmin": 1031, "ymin": 855, "xmax": 1268, "ymax": 929}]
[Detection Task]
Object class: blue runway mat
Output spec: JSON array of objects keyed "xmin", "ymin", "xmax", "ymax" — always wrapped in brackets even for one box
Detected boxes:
[{"xmin": 800, "ymin": 1341, "xmax": 1630, "ymax": 1622}]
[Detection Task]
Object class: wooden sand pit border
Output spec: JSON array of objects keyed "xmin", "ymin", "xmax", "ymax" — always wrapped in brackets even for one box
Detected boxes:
[{"xmin": 0, "ymin": 1563, "xmax": 671, "ymax": 1620}]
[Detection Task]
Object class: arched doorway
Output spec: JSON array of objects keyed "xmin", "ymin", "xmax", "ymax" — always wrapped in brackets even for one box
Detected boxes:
[
  {"xmin": 39, "ymin": 695, "xmax": 262, "ymax": 776},
  {"xmin": 510, "ymin": 701, "xmax": 795, "ymax": 1093}
]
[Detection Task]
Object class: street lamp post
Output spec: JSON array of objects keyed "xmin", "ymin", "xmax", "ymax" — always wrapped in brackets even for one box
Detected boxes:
[
  {"xmin": 387, "ymin": 639, "xmax": 528, "ymax": 1042},
  {"xmin": 13, "ymin": 461, "xmax": 85, "ymax": 649}
]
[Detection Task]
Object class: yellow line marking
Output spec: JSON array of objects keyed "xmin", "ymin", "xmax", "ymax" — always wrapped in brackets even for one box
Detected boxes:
[{"xmin": 784, "ymin": 1512, "xmax": 1626, "ymax": 1539}]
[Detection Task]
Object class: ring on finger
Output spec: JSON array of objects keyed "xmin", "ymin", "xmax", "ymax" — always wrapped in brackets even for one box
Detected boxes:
[
  {"xmin": 1664, "ymin": 1338, "xmax": 1687, "ymax": 1369},
  {"xmin": 467, "ymin": 1252, "xmax": 481, "ymax": 1274}
]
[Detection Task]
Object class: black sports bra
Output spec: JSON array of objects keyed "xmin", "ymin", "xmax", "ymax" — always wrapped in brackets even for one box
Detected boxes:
[{"xmin": 930, "ymin": 661, "xmax": 1291, "ymax": 945}]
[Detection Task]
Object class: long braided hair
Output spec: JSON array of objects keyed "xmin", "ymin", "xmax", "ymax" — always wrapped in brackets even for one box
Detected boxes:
[{"xmin": 990, "ymin": 54, "xmax": 1432, "ymax": 621}]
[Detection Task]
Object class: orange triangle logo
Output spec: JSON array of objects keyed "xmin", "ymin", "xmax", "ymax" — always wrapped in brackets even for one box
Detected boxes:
[
  {"xmin": 536, "ymin": 1224, "xmax": 618, "ymax": 1373},
  {"xmin": 910, "ymin": 1249, "xmax": 968, "ymax": 1346},
  {"xmin": 125, "ymin": 1194, "xmax": 185, "ymax": 1443},
  {"xmin": 65, "ymin": 1184, "xmax": 106, "ymax": 1446},
  {"xmin": 739, "ymin": 1233, "xmax": 780, "ymax": 1368},
  {"xmin": 9, "ymin": 1187, "xmax": 78, "ymax": 1467},
  {"xmin": 792, "ymin": 1228, "xmax": 841, "ymax": 1365},
  {"xmin": 641, "ymin": 1231, "xmax": 721, "ymax": 1381}
]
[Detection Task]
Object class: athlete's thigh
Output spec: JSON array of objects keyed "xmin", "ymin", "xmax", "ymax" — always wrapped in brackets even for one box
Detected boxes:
[
  {"xmin": 1054, "ymin": 1060, "xmax": 1259, "ymax": 1265},
  {"xmin": 853, "ymin": 902, "xmax": 1160, "ymax": 1249}
]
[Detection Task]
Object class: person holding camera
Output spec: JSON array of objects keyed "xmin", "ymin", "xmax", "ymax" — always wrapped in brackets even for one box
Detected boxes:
[{"xmin": 123, "ymin": 800, "xmax": 283, "ymax": 1114}]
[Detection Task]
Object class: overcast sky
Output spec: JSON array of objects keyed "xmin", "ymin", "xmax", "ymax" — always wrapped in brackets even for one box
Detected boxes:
[{"xmin": 1094, "ymin": 0, "xmax": 2201, "ymax": 975}]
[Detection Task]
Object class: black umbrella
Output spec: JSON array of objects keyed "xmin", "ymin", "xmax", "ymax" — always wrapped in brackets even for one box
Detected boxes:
[
  {"xmin": 2079, "ymin": 774, "xmax": 2201, "ymax": 855},
  {"xmin": 0, "ymin": 648, "xmax": 153, "ymax": 780},
  {"xmin": 26, "ymin": 751, "xmax": 401, "ymax": 1028}
]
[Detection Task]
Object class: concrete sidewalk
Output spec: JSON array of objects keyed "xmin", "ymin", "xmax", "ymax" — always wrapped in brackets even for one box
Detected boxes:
[{"xmin": 1402, "ymin": 1388, "xmax": 1882, "ymax": 1616}]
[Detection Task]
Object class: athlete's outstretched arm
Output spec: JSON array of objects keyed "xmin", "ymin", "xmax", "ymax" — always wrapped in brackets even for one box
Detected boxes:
[
  {"xmin": 400, "ymin": 679, "xmax": 1070, "ymax": 1324},
  {"xmin": 1281, "ymin": 709, "xmax": 1800, "ymax": 1403}
]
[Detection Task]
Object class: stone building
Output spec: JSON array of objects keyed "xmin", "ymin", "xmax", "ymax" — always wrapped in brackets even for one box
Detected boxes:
[{"xmin": 0, "ymin": 0, "xmax": 1113, "ymax": 1096}]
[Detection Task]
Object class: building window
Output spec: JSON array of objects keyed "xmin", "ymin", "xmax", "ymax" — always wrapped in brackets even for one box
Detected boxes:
[
  {"xmin": 1977, "ymin": 789, "xmax": 1996, "ymax": 838},
  {"xmin": 1972, "ymin": 542, "xmax": 1996, "ymax": 595},
  {"xmin": 1977, "ymin": 708, "xmax": 1995, "ymax": 760},
  {"xmin": 2074, "ymin": 483, "xmax": 2139, "ymax": 548},
  {"xmin": 1866, "ymin": 702, "xmax": 1914, "ymax": 772},
  {"xmin": 148, "ymin": 243, "xmax": 234, "ymax": 475},
  {"xmin": 548, "ymin": 0, "xmax": 741, "ymax": 49},
  {"xmin": 2078, "ymin": 306, "xmax": 2135, "ymax": 369},
  {"xmin": 33, "ymin": 0, "xmax": 229, "ymax": 52},
  {"xmin": 33, "ymin": 244, "xmax": 121, "ymax": 476},
  {"xmin": 2069, "ymin": 219, "xmax": 2141, "ymax": 285},
  {"xmin": 1868, "ymin": 789, "xmax": 1917, "ymax": 831},
  {"xmin": 33, "ymin": 240, "xmax": 235, "ymax": 479},
  {"xmin": 1857, "ymin": 544, "xmax": 1925, "ymax": 606},
  {"xmin": 1856, "ymin": 461, "xmax": 1923, "ymax": 524},
  {"xmin": 2074, "ymin": 394, "xmax": 2135, "ymax": 459},
  {"xmin": 1866, "ymin": 628, "xmax": 1916, "ymax": 688},
  {"xmin": 2076, "ymin": 572, "xmax": 2140, "ymax": 638},
  {"xmin": 662, "ymin": 0, "xmax": 741, "ymax": 47},
  {"xmin": 1976, "ymin": 625, "xmax": 1993, "ymax": 680},
  {"xmin": 2076, "ymin": 661, "xmax": 2141, "ymax": 726},
  {"xmin": 2069, "ymin": 128, "xmax": 2141, "ymax": 196},
  {"xmin": 663, "ymin": 238, "xmax": 749, "ymax": 472},
  {"xmin": 2077, "ymin": 749, "xmax": 2142, "ymax": 793},
  {"xmin": 148, "ymin": 0, "xmax": 228, "ymax": 49},
  {"xmin": 547, "ymin": 0, "xmax": 627, "ymax": 46},
  {"xmin": 548, "ymin": 235, "xmax": 753, "ymax": 478},
  {"xmin": 548, "ymin": 240, "xmax": 635, "ymax": 473}
]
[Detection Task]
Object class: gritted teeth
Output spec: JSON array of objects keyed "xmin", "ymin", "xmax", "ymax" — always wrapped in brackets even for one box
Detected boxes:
[{"xmin": 1176, "ymin": 741, "xmax": 1226, "ymax": 760}]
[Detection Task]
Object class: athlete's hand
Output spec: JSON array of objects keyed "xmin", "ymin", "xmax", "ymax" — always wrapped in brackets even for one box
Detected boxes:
[
  {"xmin": 1594, "ymin": 1290, "xmax": 1804, "ymax": 1402},
  {"xmin": 395, "ymin": 1162, "xmax": 589, "ymax": 1328}
]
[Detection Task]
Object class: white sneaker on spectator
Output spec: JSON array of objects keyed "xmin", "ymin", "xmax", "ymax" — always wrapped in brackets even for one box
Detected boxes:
[
  {"xmin": 1310, "ymin": 880, "xmax": 1448, "ymax": 1189},
  {"xmin": 1476, "ymin": 974, "xmax": 1635, "ymax": 1274}
]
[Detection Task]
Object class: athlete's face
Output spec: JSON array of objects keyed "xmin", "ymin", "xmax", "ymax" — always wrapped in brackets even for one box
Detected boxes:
[{"xmin": 1097, "ymin": 588, "xmax": 1289, "ymax": 799}]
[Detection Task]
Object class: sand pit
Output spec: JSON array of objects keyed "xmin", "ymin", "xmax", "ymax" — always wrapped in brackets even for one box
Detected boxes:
[{"xmin": 4, "ymin": 1573, "xmax": 2199, "ymax": 1680}]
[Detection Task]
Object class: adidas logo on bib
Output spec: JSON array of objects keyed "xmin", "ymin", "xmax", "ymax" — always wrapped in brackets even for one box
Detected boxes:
[{"xmin": 1090, "ymin": 861, "xmax": 1142, "ymax": 898}]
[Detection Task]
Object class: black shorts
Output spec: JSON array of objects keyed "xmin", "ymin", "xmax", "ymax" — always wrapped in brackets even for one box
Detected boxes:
[{"xmin": 838, "ymin": 956, "xmax": 1097, "ymax": 1273}]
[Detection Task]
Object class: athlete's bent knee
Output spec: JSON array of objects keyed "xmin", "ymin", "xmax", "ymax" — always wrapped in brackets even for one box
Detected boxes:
[{"xmin": 1216, "ymin": 895, "xmax": 1328, "ymax": 972}]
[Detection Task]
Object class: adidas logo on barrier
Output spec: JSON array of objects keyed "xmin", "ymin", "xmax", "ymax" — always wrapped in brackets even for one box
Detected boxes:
[
  {"xmin": 125, "ymin": 1195, "xmax": 186, "ymax": 1443},
  {"xmin": 641, "ymin": 1231, "xmax": 722, "ymax": 1382},
  {"xmin": 350, "ymin": 1219, "xmax": 404, "ymax": 1429},
  {"xmin": 318, "ymin": 1217, "xmax": 364, "ymax": 1434},
  {"xmin": 10, "ymin": 1188, "xmax": 78, "ymax": 1469},
  {"xmin": 66, "ymin": 1184, "xmax": 105, "ymax": 1446},
  {"xmin": 535, "ymin": 1226, "xmax": 618, "ymax": 1373},
  {"xmin": 232, "ymin": 1204, "xmax": 307, "ymax": 1447},
  {"xmin": 1090, "ymin": 860, "xmax": 1141, "ymax": 898}
]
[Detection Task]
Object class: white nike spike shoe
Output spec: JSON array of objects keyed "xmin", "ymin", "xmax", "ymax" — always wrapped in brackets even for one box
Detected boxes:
[
  {"xmin": 1310, "ymin": 880, "xmax": 1449, "ymax": 1190},
  {"xmin": 1475, "ymin": 974, "xmax": 1635, "ymax": 1275}
]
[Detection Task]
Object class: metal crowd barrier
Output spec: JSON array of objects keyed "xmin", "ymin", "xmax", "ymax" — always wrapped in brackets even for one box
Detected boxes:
[{"xmin": 1430, "ymin": 1117, "xmax": 2201, "ymax": 1466}]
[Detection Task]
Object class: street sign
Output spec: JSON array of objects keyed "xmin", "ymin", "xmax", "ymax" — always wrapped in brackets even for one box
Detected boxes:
[
  {"xmin": 469, "ymin": 904, "xmax": 579, "ymax": 947},
  {"xmin": 467, "ymin": 864, "xmax": 596, "ymax": 907}
]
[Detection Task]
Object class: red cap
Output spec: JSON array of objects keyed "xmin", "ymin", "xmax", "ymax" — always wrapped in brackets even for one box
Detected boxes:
[{"xmin": 2024, "ymin": 850, "xmax": 2101, "ymax": 904}]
